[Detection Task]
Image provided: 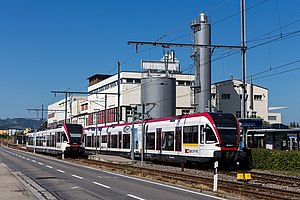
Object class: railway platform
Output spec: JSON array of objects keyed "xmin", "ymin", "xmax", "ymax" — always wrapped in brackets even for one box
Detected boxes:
[
  {"xmin": 0, "ymin": 162, "xmax": 38, "ymax": 200},
  {"xmin": 88, "ymin": 154, "xmax": 136, "ymax": 165}
]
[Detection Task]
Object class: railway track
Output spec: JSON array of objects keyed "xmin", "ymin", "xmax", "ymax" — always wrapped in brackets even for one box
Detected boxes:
[
  {"xmin": 221, "ymin": 170, "xmax": 300, "ymax": 188},
  {"xmin": 67, "ymin": 158, "xmax": 300, "ymax": 200},
  {"xmin": 247, "ymin": 171, "xmax": 300, "ymax": 187}
]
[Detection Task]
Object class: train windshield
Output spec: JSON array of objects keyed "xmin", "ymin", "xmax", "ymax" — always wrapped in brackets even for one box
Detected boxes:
[
  {"xmin": 209, "ymin": 113, "xmax": 239, "ymax": 147},
  {"xmin": 65, "ymin": 124, "xmax": 83, "ymax": 144}
]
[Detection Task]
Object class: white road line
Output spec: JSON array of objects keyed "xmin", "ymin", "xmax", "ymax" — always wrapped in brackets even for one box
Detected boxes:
[
  {"xmin": 126, "ymin": 194, "xmax": 145, "ymax": 200},
  {"xmin": 32, "ymin": 160, "xmax": 36, "ymax": 163},
  {"xmin": 57, "ymin": 169, "xmax": 65, "ymax": 173},
  {"xmin": 26, "ymin": 158, "xmax": 30, "ymax": 160},
  {"xmin": 22, "ymin": 157, "xmax": 25, "ymax": 159},
  {"xmin": 38, "ymin": 162, "xmax": 43, "ymax": 165},
  {"xmin": 72, "ymin": 175, "xmax": 83, "ymax": 180},
  {"xmin": 104, "ymin": 171, "xmax": 226, "ymax": 200},
  {"xmin": 46, "ymin": 165, "xmax": 53, "ymax": 169},
  {"xmin": 92, "ymin": 181, "xmax": 111, "ymax": 189}
]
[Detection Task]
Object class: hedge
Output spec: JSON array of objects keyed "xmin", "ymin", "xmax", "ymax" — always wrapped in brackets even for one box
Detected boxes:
[{"xmin": 251, "ymin": 148, "xmax": 300, "ymax": 172}]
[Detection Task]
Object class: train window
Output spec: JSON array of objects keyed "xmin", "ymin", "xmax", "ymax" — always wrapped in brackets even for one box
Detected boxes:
[
  {"xmin": 206, "ymin": 125, "xmax": 217, "ymax": 143},
  {"xmin": 175, "ymin": 127, "xmax": 182, "ymax": 151},
  {"xmin": 156, "ymin": 128, "xmax": 162, "ymax": 151},
  {"xmin": 200, "ymin": 125, "xmax": 204, "ymax": 144},
  {"xmin": 112, "ymin": 135, "xmax": 117, "ymax": 148},
  {"xmin": 56, "ymin": 132, "xmax": 61, "ymax": 143},
  {"xmin": 47, "ymin": 135, "xmax": 50, "ymax": 146},
  {"xmin": 63, "ymin": 133, "xmax": 68, "ymax": 142},
  {"xmin": 87, "ymin": 136, "xmax": 92, "ymax": 147},
  {"xmin": 118, "ymin": 131, "xmax": 122, "ymax": 149},
  {"xmin": 163, "ymin": 131, "xmax": 174, "ymax": 151},
  {"xmin": 102, "ymin": 135, "xmax": 107, "ymax": 143},
  {"xmin": 123, "ymin": 134, "xmax": 130, "ymax": 149},
  {"xmin": 183, "ymin": 125, "xmax": 198, "ymax": 144},
  {"xmin": 52, "ymin": 134, "xmax": 56, "ymax": 147},
  {"xmin": 107, "ymin": 133, "xmax": 111, "ymax": 148},
  {"xmin": 146, "ymin": 132, "xmax": 155, "ymax": 150}
]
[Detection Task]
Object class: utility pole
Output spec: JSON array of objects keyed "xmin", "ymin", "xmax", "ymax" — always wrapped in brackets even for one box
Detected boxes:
[
  {"xmin": 65, "ymin": 93, "xmax": 68, "ymax": 124},
  {"xmin": 95, "ymin": 111, "xmax": 99, "ymax": 155},
  {"xmin": 131, "ymin": 106, "xmax": 135, "ymax": 161},
  {"xmin": 51, "ymin": 91, "xmax": 119, "ymax": 125},
  {"xmin": 27, "ymin": 107, "xmax": 65, "ymax": 128},
  {"xmin": 41, "ymin": 105, "xmax": 44, "ymax": 124},
  {"xmin": 141, "ymin": 103, "xmax": 145, "ymax": 167},
  {"xmin": 117, "ymin": 61, "xmax": 121, "ymax": 124},
  {"xmin": 241, "ymin": 0, "xmax": 248, "ymax": 148},
  {"xmin": 104, "ymin": 94, "xmax": 107, "ymax": 126},
  {"xmin": 241, "ymin": 0, "xmax": 247, "ymax": 119}
]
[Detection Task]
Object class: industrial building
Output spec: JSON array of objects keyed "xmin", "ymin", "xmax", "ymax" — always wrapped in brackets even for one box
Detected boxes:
[
  {"xmin": 47, "ymin": 12, "xmax": 282, "ymax": 128},
  {"xmin": 47, "ymin": 96, "xmax": 87, "ymax": 128},
  {"xmin": 47, "ymin": 70, "xmax": 282, "ymax": 128},
  {"xmin": 211, "ymin": 78, "xmax": 282, "ymax": 124}
]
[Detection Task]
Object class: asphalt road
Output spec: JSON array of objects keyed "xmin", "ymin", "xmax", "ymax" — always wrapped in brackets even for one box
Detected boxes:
[{"xmin": 0, "ymin": 146, "xmax": 226, "ymax": 200}]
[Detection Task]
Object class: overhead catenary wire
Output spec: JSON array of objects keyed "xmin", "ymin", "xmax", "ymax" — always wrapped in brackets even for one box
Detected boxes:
[{"xmin": 45, "ymin": 0, "xmax": 298, "ymax": 114}]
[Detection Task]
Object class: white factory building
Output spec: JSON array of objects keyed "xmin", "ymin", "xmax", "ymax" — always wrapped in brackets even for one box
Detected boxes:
[
  {"xmin": 47, "ymin": 96, "xmax": 87, "ymax": 128},
  {"xmin": 47, "ymin": 71, "xmax": 282, "ymax": 128},
  {"xmin": 211, "ymin": 78, "xmax": 281, "ymax": 124}
]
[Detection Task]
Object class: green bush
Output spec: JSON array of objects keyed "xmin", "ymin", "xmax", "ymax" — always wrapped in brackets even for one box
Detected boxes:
[{"xmin": 252, "ymin": 148, "xmax": 300, "ymax": 172}]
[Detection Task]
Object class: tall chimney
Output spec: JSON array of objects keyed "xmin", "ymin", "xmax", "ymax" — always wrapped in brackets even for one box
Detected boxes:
[{"xmin": 191, "ymin": 12, "xmax": 211, "ymax": 112}]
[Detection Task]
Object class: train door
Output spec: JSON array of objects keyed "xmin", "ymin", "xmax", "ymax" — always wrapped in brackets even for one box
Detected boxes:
[
  {"xmin": 175, "ymin": 127, "xmax": 182, "ymax": 155},
  {"xmin": 199, "ymin": 125, "xmax": 205, "ymax": 156},
  {"xmin": 156, "ymin": 128, "xmax": 162, "ymax": 155}
]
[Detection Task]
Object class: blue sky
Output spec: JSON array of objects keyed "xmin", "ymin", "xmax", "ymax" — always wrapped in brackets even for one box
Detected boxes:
[{"xmin": 0, "ymin": 0, "xmax": 299, "ymax": 124}]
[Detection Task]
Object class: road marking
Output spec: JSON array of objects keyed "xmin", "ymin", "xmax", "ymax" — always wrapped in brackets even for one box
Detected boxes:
[
  {"xmin": 72, "ymin": 175, "xmax": 83, "ymax": 179},
  {"xmin": 38, "ymin": 162, "xmax": 44, "ymax": 165},
  {"xmin": 26, "ymin": 158, "xmax": 30, "ymax": 160},
  {"xmin": 46, "ymin": 165, "xmax": 53, "ymax": 169},
  {"xmin": 92, "ymin": 181, "xmax": 111, "ymax": 189},
  {"xmin": 32, "ymin": 160, "xmax": 36, "ymax": 163},
  {"xmin": 126, "ymin": 194, "xmax": 145, "ymax": 200},
  {"xmin": 22, "ymin": 157, "xmax": 25, "ymax": 159},
  {"xmin": 57, "ymin": 169, "xmax": 65, "ymax": 173},
  {"xmin": 104, "ymin": 171, "xmax": 226, "ymax": 200}
]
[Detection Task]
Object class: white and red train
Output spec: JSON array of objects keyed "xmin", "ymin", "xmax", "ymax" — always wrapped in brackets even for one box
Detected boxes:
[
  {"xmin": 83, "ymin": 112, "xmax": 241, "ymax": 164},
  {"xmin": 26, "ymin": 124, "xmax": 84, "ymax": 156}
]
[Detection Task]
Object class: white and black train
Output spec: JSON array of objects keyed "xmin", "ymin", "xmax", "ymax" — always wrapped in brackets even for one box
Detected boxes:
[
  {"xmin": 26, "ymin": 124, "xmax": 84, "ymax": 156},
  {"xmin": 83, "ymin": 112, "xmax": 241, "ymax": 164}
]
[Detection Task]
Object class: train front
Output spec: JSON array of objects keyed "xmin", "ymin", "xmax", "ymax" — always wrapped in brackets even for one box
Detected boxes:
[
  {"xmin": 64, "ymin": 124, "xmax": 85, "ymax": 156},
  {"xmin": 209, "ymin": 113, "xmax": 240, "ymax": 164}
]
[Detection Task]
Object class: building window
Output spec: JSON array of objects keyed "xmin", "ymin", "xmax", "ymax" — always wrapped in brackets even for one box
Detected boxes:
[
  {"xmin": 221, "ymin": 94, "xmax": 230, "ymax": 99},
  {"xmin": 181, "ymin": 110, "xmax": 190, "ymax": 115},
  {"xmin": 251, "ymin": 111, "xmax": 257, "ymax": 118},
  {"xmin": 126, "ymin": 78, "xmax": 134, "ymax": 83},
  {"xmin": 178, "ymin": 81, "xmax": 185, "ymax": 85},
  {"xmin": 268, "ymin": 116, "xmax": 277, "ymax": 121},
  {"xmin": 254, "ymin": 95, "xmax": 263, "ymax": 101}
]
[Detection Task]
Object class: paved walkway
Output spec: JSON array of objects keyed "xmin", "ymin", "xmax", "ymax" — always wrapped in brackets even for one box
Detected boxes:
[{"xmin": 0, "ymin": 162, "xmax": 38, "ymax": 200}]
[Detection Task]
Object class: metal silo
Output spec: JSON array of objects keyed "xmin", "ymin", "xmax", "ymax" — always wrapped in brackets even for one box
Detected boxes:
[
  {"xmin": 191, "ymin": 12, "xmax": 211, "ymax": 112},
  {"xmin": 141, "ymin": 76, "xmax": 176, "ymax": 119}
]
